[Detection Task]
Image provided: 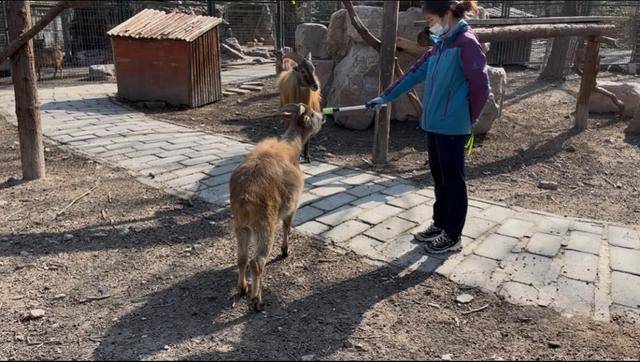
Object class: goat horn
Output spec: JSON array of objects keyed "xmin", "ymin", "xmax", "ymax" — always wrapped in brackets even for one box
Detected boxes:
[{"xmin": 280, "ymin": 103, "xmax": 304, "ymax": 116}]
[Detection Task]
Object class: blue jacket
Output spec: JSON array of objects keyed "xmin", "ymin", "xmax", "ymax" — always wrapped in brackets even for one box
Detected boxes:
[{"xmin": 381, "ymin": 20, "xmax": 489, "ymax": 135}]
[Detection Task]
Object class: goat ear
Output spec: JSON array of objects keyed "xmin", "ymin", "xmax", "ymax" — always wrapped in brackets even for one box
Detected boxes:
[
  {"xmin": 280, "ymin": 103, "xmax": 303, "ymax": 116},
  {"xmin": 307, "ymin": 52, "xmax": 312, "ymax": 62}
]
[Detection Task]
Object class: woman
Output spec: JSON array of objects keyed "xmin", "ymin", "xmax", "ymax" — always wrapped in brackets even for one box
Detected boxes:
[{"xmin": 366, "ymin": 0, "xmax": 489, "ymax": 254}]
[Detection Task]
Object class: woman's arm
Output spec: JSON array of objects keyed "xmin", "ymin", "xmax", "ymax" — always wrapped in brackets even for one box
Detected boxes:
[
  {"xmin": 379, "ymin": 49, "xmax": 433, "ymax": 103},
  {"xmin": 460, "ymin": 33, "xmax": 490, "ymax": 121}
]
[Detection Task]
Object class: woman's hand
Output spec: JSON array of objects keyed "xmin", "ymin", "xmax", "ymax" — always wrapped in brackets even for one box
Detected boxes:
[{"xmin": 365, "ymin": 96, "xmax": 386, "ymax": 111}]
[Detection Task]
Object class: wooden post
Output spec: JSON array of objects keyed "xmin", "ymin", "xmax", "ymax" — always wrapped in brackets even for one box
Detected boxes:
[
  {"xmin": 373, "ymin": 1, "xmax": 399, "ymax": 165},
  {"xmin": 275, "ymin": 0, "xmax": 284, "ymax": 74},
  {"xmin": 574, "ymin": 37, "xmax": 600, "ymax": 130},
  {"xmin": 7, "ymin": 0, "xmax": 45, "ymax": 180}
]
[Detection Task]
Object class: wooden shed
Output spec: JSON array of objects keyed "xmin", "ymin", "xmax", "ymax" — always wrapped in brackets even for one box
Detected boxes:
[{"xmin": 107, "ymin": 9, "xmax": 223, "ymax": 108}]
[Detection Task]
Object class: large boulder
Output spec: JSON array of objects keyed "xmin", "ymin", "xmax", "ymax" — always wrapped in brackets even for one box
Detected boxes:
[
  {"xmin": 89, "ymin": 64, "xmax": 115, "ymax": 80},
  {"xmin": 295, "ymin": 23, "xmax": 329, "ymax": 59},
  {"xmin": 326, "ymin": 6, "xmax": 383, "ymax": 63},
  {"xmin": 327, "ymin": 44, "xmax": 380, "ymax": 130},
  {"xmin": 589, "ymin": 80, "xmax": 640, "ymax": 117},
  {"xmin": 313, "ymin": 59, "xmax": 334, "ymax": 91},
  {"xmin": 473, "ymin": 67, "xmax": 507, "ymax": 135}
]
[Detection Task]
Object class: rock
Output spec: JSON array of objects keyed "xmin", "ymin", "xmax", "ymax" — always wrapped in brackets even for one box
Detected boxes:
[
  {"xmin": 301, "ymin": 354, "xmax": 315, "ymax": 361},
  {"xmin": 295, "ymin": 23, "xmax": 329, "ymax": 59},
  {"xmin": 313, "ymin": 59, "xmax": 334, "ymax": 90},
  {"xmin": 6, "ymin": 176, "xmax": 19, "ymax": 187},
  {"xmin": 88, "ymin": 64, "xmax": 115, "ymax": 80},
  {"xmin": 441, "ymin": 354, "xmax": 453, "ymax": 361},
  {"xmin": 28, "ymin": 309, "xmax": 45, "ymax": 319},
  {"xmin": 564, "ymin": 144, "xmax": 577, "ymax": 153},
  {"xmin": 63, "ymin": 233, "xmax": 74, "ymax": 241},
  {"xmin": 547, "ymin": 340, "xmax": 561, "ymax": 349},
  {"xmin": 53, "ymin": 294, "xmax": 66, "ymax": 300},
  {"xmin": 538, "ymin": 181, "xmax": 559, "ymax": 190},
  {"xmin": 326, "ymin": 44, "xmax": 379, "ymax": 130},
  {"xmin": 326, "ymin": 6, "xmax": 383, "ymax": 62},
  {"xmin": 223, "ymin": 37, "xmax": 244, "ymax": 53},
  {"xmin": 20, "ymin": 251, "xmax": 32, "ymax": 257},
  {"xmin": 589, "ymin": 80, "xmax": 640, "ymax": 117},
  {"xmin": 118, "ymin": 227, "xmax": 130, "ymax": 236},
  {"xmin": 0, "ymin": 236, "xmax": 9, "ymax": 243},
  {"xmin": 91, "ymin": 232, "xmax": 108, "ymax": 238},
  {"xmin": 473, "ymin": 67, "xmax": 508, "ymax": 135},
  {"xmin": 163, "ymin": 345, "xmax": 171, "ymax": 351},
  {"xmin": 456, "ymin": 293, "xmax": 474, "ymax": 304}
]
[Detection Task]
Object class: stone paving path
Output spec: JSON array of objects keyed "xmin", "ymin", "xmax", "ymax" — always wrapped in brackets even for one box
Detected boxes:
[{"xmin": 1, "ymin": 83, "xmax": 639, "ymax": 323}]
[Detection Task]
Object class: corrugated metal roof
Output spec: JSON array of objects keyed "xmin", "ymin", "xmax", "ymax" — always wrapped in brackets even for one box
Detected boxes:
[{"xmin": 107, "ymin": 9, "xmax": 223, "ymax": 42}]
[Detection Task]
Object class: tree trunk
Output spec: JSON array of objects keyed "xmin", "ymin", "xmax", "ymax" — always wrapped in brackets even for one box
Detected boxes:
[
  {"xmin": 539, "ymin": 0, "xmax": 579, "ymax": 80},
  {"xmin": 373, "ymin": 1, "xmax": 398, "ymax": 165},
  {"xmin": 575, "ymin": 37, "xmax": 600, "ymax": 130},
  {"xmin": 7, "ymin": 0, "xmax": 45, "ymax": 180}
]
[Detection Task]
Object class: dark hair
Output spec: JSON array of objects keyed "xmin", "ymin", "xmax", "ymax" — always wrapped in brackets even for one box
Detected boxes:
[{"xmin": 422, "ymin": 0, "xmax": 478, "ymax": 18}]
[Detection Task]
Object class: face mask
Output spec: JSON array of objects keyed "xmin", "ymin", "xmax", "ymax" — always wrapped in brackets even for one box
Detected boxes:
[{"xmin": 429, "ymin": 21, "xmax": 449, "ymax": 36}]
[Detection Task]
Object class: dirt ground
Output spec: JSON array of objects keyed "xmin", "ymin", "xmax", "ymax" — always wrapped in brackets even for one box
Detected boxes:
[
  {"xmin": 138, "ymin": 70, "xmax": 640, "ymax": 225},
  {"xmin": 2, "ymin": 116, "xmax": 640, "ymax": 360}
]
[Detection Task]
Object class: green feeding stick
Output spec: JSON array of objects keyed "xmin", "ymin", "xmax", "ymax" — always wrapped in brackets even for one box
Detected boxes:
[{"xmin": 322, "ymin": 104, "xmax": 387, "ymax": 115}]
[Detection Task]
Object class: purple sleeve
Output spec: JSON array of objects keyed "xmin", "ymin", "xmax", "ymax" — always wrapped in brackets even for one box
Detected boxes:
[{"xmin": 460, "ymin": 32, "xmax": 489, "ymax": 121}]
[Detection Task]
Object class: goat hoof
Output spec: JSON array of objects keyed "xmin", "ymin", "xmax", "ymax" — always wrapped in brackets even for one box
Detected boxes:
[
  {"xmin": 250, "ymin": 298, "xmax": 265, "ymax": 312},
  {"xmin": 281, "ymin": 247, "xmax": 289, "ymax": 258},
  {"xmin": 238, "ymin": 285, "xmax": 248, "ymax": 296}
]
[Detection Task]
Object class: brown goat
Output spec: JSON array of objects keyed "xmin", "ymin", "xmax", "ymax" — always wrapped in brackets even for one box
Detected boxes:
[
  {"xmin": 34, "ymin": 47, "xmax": 63, "ymax": 80},
  {"xmin": 276, "ymin": 52, "xmax": 322, "ymax": 163},
  {"xmin": 230, "ymin": 103, "xmax": 324, "ymax": 312}
]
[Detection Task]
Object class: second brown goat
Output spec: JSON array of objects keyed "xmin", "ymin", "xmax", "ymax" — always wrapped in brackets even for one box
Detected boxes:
[{"xmin": 229, "ymin": 103, "xmax": 324, "ymax": 312}]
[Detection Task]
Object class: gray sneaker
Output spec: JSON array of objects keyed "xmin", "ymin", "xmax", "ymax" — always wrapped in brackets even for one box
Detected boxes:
[
  {"xmin": 424, "ymin": 232, "xmax": 462, "ymax": 254},
  {"xmin": 414, "ymin": 224, "xmax": 443, "ymax": 243}
]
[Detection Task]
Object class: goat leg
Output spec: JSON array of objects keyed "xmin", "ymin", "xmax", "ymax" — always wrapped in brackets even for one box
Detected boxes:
[
  {"xmin": 236, "ymin": 226, "xmax": 250, "ymax": 296},
  {"xmin": 302, "ymin": 140, "xmax": 311, "ymax": 164},
  {"xmin": 281, "ymin": 214, "xmax": 294, "ymax": 258}
]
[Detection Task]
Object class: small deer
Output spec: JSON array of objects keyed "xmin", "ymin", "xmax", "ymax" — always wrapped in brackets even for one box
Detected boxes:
[
  {"xmin": 276, "ymin": 52, "xmax": 322, "ymax": 163},
  {"xmin": 34, "ymin": 47, "xmax": 64, "ymax": 80},
  {"xmin": 230, "ymin": 103, "xmax": 325, "ymax": 312}
]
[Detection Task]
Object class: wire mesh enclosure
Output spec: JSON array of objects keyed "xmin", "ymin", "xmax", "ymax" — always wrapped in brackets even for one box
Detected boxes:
[{"xmin": 0, "ymin": 0, "xmax": 638, "ymax": 83}]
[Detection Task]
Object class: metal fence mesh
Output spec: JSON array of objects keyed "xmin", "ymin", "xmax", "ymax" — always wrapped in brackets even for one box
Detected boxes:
[{"xmin": 0, "ymin": 0, "xmax": 639, "ymax": 82}]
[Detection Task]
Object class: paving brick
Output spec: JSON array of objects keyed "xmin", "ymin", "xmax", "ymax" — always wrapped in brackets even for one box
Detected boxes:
[
  {"xmin": 302, "ymin": 162, "xmax": 340, "ymax": 176},
  {"xmin": 498, "ymin": 282, "xmax": 539, "ymax": 306},
  {"xmin": 496, "ymin": 218, "xmax": 535, "ymax": 238},
  {"xmin": 181, "ymin": 155, "xmax": 222, "ymax": 166},
  {"xmin": 561, "ymin": 250, "xmax": 599, "ymax": 282},
  {"xmin": 195, "ymin": 184, "xmax": 229, "ymax": 204},
  {"xmin": 610, "ymin": 272, "xmax": 640, "ymax": 308},
  {"xmin": 609, "ymin": 247, "xmax": 640, "ymax": 276},
  {"xmin": 397, "ymin": 204, "xmax": 434, "ymax": 225},
  {"xmin": 200, "ymin": 172, "xmax": 232, "ymax": 187},
  {"xmin": 348, "ymin": 235, "xmax": 386, "ymax": 260},
  {"xmin": 309, "ymin": 185, "xmax": 349, "ymax": 197},
  {"xmin": 127, "ymin": 148, "xmax": 163, "ymax": 159},
  {"xmin": 293, "ymin": 206, "xmax": 325, "ymax": 226},
  {"xmin": 333, "ymin": 168, "xmax": 361, "ymax": 177},
  {"xmin": 478, "ymin": 205, "xmax": 515, "ymax": 224},
  {"xmin": 387, "ymin": 192, "xmax": 430, "ymax": 209},
  {"xmin": 474, "ymin": 233, "xmax": 519, "ymax": 261},
  {"xmin": 534, "ymin": 217, "xmax": 571, "ymax": 236},
  {"xmin": 378, "ymin": 234, "xmax": 420, "ymax": 260},
  {"xmin": 567, "ymin": 231, "xmax": 601, "ymax": 255},
  {"xmin": 364, "ymin": 217, "xmax": 416, "ymax": 242},
  {"xmin": 506, "ymin": 253, "xmax": 554, "ymax": 288},
  {"xmin": 341, "ymin": 173, "xmax": 381, "ymax": 185},
  {"xmin": 462, "ymin": 217, "xmax": 496, "ymax": 239},
  {"xmin": 571, "ymin": 221, "xmax": 603, "ymax": 235},
  {"xmin": 607, "ymin": 225, "xmax": 640, "ymax": 249},
  {"xmin": 316, "ymin": 205, "xmax": 364, "ymax": 226},
  {"xmin": 322, "ymin": 220, "xmax": 370, "ymax": 243},
  {"xmin": 552, "ymin": 276, "xmax": 594, "ymax": 315},
  {"xmin": 166, "ymin": 172, "xmax": 208, "ymax": 188},
  {"xmin": 296, "ymin": 221, "xmax": 330, "ymax": 235},
  {"xmin": 299, "ymin": 192, "xmax": 323, "ymax": 206},
  {"xmin": 416, "ymin": 188, "xmax": 435, "ymax": 198},
  {"xmin": 311, "ymin": 193, "xmax": 357, "ymax": 211},
  {"xmin": 350, "ymin": 193, "xmax": 394, "ymax": 209},
  {"xmin": 381, "ymin": 183, "xmax": 418, "ymax": 197},
  {"xmin": 449, "ymin": 255, "xmax": 499, "ymax": 289},
  {"xmin": 101, "ymin": 147, "xmax": 136, "ymax": 158},
  {"xmin": 146, "ymin": 155, "xmax": 188, "ymax": 167},
  {"xmin": 118, "ymin": 155, "xmax": 160, "ymax": 170},
  {"xmin": 345, "ymin": 183, "xmax": 386, "ymax": 198},
  {"xmin": 526, "ymin": 233, "xmax": 562, "ymax": 257},
  {"xmin": 132, "ymin": 141, "xmax": 171, "ymax": 151},
  {"xmin": 306, "ymin": 173, "xmax": 344, "ymax": 186},
  {"xmin": 358, "ymin": 204, "xmax": 404, "ymax": 224}
]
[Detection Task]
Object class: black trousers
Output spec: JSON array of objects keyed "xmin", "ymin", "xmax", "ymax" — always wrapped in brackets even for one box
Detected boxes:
[{"xmin": 426, "ymin": 132, "xmax": 469, "ymax": 240}]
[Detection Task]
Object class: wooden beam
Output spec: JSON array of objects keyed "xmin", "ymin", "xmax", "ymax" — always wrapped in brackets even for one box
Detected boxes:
[
  {"xmin": 7, "ymin": 0, "xmax": 45, "ymax": 180},
  {"xmin": 473, "ymin": 23, "xmax": 615, "ymax": 43},
  {"xmin": 414, "ymin": 16, "xmax": 628, "ymax": 27},
  {"xmin": 575, "ymin": 38, "xmax": 600, "ymax": 130},
  {"xmin": 0, "ymin": 1, "xmax": 92, "ymax": 65},
  {"xmin": 373, "ymin": 1, "xmax": 398, "ymax": 165},
  {"xmin": 396, "ymin": 36, "xmax": 428, "ymax": 57}
]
